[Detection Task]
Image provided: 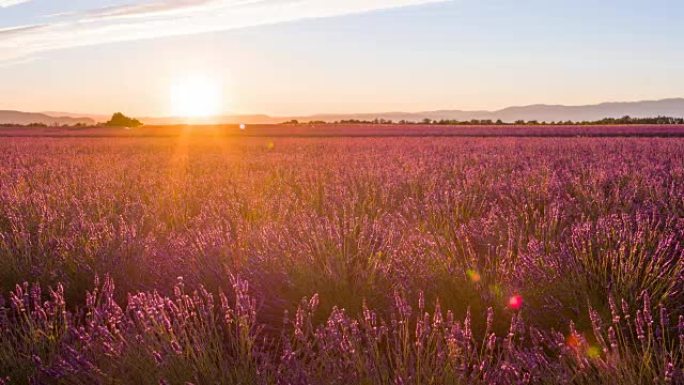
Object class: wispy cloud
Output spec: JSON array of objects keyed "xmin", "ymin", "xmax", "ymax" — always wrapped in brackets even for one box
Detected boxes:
[
  {"xmin": 0, "ymin": 0, "xmax": 449, "ymax": 62},
  {"xmin": 81, "ymin": 0, "xmax": 219, "ymax": 19},
  {"xmin": 0, "ymin": 24, "xmax": 44, "ymax": 37},
  {"xmin": 0, "ymin": 0, "xmax": 31, "ymax": 8}
]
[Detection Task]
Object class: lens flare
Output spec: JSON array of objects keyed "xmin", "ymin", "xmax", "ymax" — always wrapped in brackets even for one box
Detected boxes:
[
  {"xmin": 508, "ymin": 295, "xmax": 523, "ymax": 310},
  {"xmin": 586, "ymin": 346, "xmax": 601, "ymax": 359},
  {"xmin": 566, "ymin": 334, "xmax": 580, "ymax": 349},
  {"xmin": 466, "ymin": 269, "xmax": 481, "ymax": 283}
]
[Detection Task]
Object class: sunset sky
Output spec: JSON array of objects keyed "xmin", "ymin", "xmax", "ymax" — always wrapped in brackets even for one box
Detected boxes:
[{"xmin": 1, "ymin": 0, "xmax": 683, "ymax": 117}]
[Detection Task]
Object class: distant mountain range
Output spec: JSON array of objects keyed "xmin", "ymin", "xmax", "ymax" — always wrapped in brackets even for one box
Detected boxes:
[
  {"xmin": 292, "ymin": 98, "xmax": 684, "ymax": 124},
  {"xmin": 3, "ymin": 98, "xmax": 684, "ymax": 125},
  {"xmin": 0, "ymin": 110, "xmax": 96, "ymax": 125}
]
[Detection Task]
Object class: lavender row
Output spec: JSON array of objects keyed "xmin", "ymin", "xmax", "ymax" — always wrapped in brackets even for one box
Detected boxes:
[{"xmin": 1, "ymin": 276, "xmax": 682, "ymax": 384}]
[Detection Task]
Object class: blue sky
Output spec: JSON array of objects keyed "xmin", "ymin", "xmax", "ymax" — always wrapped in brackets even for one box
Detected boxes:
[{"xmin": 1, "ymin": 0, "xmax": 683, "ymax": 116}]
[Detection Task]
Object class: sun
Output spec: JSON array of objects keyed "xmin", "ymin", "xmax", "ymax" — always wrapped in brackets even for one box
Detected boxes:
[{"xmin": 170, "ymin": 75, "xmax": 222, "ymax": 118}]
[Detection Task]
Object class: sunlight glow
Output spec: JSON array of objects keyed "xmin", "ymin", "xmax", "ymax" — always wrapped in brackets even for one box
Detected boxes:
[{"xmin": 170, "ymin": 75, "xmax": 222, "ymax": 118}]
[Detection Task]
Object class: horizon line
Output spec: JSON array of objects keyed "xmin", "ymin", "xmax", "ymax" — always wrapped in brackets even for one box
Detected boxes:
[{"xmin": 8, "ymin": 95, "xmax": 682, "ymax": 120}]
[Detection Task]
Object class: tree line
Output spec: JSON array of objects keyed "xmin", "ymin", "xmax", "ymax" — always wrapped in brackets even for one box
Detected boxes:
[
  {"xmin": 0, "ymin": 113, "xmax": 143, "ymax": 129},
  {"xmin": 3, "ymin": 114, "xmax": 684, "ymax": 128},
  {"xmin": 319, "ymin": 116, "xmax": 684, "ymax": 125}
]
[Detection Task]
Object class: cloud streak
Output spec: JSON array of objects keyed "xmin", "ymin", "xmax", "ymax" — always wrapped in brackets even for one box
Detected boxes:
[
  {"xmin": 0, "ymin": 0, "xmax": 31, "ymax": 8},
  {"xmin": 0, "ymin": 0, "xmax": 449, "ymax": 61},
  {"xmin": 0, "ymin": 25, "xmax": 44, "ymax": 37},
  {"xmin": 78, "ymin": 0, "xmax": 220, "ymax": 19}
]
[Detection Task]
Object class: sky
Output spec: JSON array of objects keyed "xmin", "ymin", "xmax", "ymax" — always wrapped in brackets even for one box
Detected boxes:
[{"xmin": 1, "ymin": 0, "xmax": 684, "ymax": 117}]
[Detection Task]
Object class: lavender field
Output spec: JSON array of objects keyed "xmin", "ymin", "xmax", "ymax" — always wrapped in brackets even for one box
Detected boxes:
[{"xmin": 1, "ymin": 134, "xmax": 684, "ymax": 384}]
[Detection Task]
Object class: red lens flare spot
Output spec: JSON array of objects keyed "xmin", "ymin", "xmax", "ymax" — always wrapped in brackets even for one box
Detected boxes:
[
  {"xmin": 508, "ymin": 295, "xmax": 523, "ymax": 310},
  {"xmin": 566, "ymin": 334, "xmax": 580, "ymax": 350}
]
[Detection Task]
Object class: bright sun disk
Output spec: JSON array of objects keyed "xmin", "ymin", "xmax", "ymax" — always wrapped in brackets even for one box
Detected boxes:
[{"xmin": 170, "ymin": 76, "xmax": 222, "ymax": 118}]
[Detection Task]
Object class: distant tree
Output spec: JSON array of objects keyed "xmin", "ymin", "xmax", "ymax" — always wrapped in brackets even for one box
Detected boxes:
[{"xmin": 104, "ymin": 113, "xmax": 142, "ymax": 128}]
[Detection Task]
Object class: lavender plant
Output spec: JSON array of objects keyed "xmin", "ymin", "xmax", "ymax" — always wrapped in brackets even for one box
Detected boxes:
[{"xmin": 0, "ymin": 136, "xmax": 682, "ymax": 383}]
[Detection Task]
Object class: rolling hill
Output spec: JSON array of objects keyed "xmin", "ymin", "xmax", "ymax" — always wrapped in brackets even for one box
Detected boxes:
[
  {"xmin": 2, "ymin": 98, "xmax": 683, "ymax": 125},
  {"xmin": 0, "ymin": 110, "xmax": 95, "ymax": 126}
]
